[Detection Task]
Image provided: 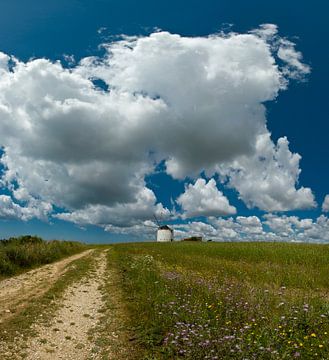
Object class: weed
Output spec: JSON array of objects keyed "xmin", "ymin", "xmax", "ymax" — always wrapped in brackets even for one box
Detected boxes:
[
  {"xmin": 0, "ymin": 235, "xmax": 87, "ymax": 278},
  {"xmin": 111, "ymin": 242, "xmax": 329, "ymax": 359}
]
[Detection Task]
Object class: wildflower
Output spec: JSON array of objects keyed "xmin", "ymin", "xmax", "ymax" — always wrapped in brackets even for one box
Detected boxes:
[
  {"xmin": 319, "ymin": 344, "xmax": 324, "ymax": 348},
  {"xmin": 311, "ymin": 333, "xmax": 317, "ymax": 337}
]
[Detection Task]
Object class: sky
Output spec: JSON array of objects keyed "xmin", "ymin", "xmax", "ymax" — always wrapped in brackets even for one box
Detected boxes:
[{"xmin": 0, "ymin": 0, "xmax": 328, "ymax": 243}]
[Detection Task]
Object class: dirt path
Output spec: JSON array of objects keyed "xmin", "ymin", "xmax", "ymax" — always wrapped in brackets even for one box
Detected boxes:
[
  {"xmin": 24, "ymin": 251, "xmax": 107, "ymax": 360},
  {"xmin": 0, "ymin": 249, "xmax": 93, "ymax": 322},
  {"xmin": 0, "ymin": 249, "xmax": 135, "ymax": 360}
]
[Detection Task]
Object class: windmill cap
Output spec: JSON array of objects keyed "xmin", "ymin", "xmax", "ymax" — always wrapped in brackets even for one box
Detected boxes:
[{"xmin": 159, "ymin": 225, "xmax": 172, "ymax": 230}]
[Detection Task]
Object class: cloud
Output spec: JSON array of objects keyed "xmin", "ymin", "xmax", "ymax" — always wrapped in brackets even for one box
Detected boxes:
[
  {"xmin": 0, "ymin": 195, "xmax": 51, "ymax": 221},
  {"xmin": 217, "ymin": 134, "xmax": 316, "ymax": 211},
  {"xmin": 0, "ymin": 25, "xmax": 314, "ymax": 229},
  {"xmin": 262, "ymin": 214, "xmax": 318, "ymax": 240},
  {"xmin": 277, "ymin": 39, "xmax": 311, "ymax": 80},
  {"xmin": 302, "ymin": 215, "xmax": 329, "ymax": 242},
  {"xmin": 87, "ymin": 29, "xmax": 282, "ymax": 178},
  {"xmin": 0, "ymin": 195, "xmax": 30, "ymax": 220},
  {"xmin": 176, "ymin": 215, "xmax": 329, "ymax": 243},
  {"xmin": 0, "ymin": 52, "xmax": 10, "ymax": 71},
  {"xmin": 55, "ymin": 187, "xmax": 169, "ymax": 227},
  {"xmin": 236, "ymin": 216, "xmax": 263, "ymax": 235},
  {"xmin": 174, "ymin": 221, "xmax": 219, "ymax": 240},
  {"xmin": 177, "ymin": 178, "xmax": 236, "ymax": 217},
  {"xmin": 322, "ymin": 195, "xmax": 329, "ymax": 212},
  {"xmin": 0, "ymin": 56, "xmax": 162, "ymax": 216},
  {"xmin": 208, "ymin": 216, "xmax": 262, "ymax": 240},
  {"xmin": 251, "ymin": 24, "xmax": 310, "ymax": 80}
]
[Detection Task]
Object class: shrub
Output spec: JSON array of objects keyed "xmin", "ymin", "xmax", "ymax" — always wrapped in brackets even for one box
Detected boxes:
[{"xmin": 0, "ymin": 236, "xmax": 86, "ymax": 277}]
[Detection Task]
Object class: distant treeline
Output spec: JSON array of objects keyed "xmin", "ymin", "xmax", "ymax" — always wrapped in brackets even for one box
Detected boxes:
[{"xmin": 0, "ymin": 235, "xmax": 86, "ymax": 277}]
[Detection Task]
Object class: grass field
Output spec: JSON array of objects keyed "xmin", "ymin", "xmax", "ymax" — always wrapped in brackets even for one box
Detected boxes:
[
  {"xmin": 111, "ymin": 242, "xmax": 329, "ymax": 359},
  {"xmin": 0, "ymin": 235, "xmax": 87, "ymax": 278}
]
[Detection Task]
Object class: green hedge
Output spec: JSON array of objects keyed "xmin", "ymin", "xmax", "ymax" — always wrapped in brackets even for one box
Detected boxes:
[{"xmin": 0, "ymin": 235, "xmax": 86, "ymax": 277}]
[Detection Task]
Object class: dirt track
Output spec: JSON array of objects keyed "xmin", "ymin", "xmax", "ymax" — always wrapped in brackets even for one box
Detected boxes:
[
  {"xmin": 0, "ymin": 249, "xmax": 133, "ymax": 360},
  {"xmin": 24, "ymin": 251, "xmax": 107, "ymax": 359},
  {"xmin": 0, "ymin": 249, "xmax": 93, "ymax": 323}
]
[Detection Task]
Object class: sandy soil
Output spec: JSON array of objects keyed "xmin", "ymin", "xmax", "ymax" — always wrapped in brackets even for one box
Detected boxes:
[
  {"xmin": 24, "ymin": 251, "xmax": 107, "ymax": 360},
  {"xmin": 0, "ymin": 249, "xmax": 134, "ymax": 360},
  {"xmin": 0, "ymin": 249, "xmax": 93, "ymax": 323}
]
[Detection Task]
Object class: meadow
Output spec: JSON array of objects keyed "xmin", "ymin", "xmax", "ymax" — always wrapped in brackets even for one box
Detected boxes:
[
  {"xmin": 110, "ymin": 242, "xmax": 329, "ymax": 359},
  {"xmin": 0, "ymin": 235, "xmax": 86, "ymax": 277}
]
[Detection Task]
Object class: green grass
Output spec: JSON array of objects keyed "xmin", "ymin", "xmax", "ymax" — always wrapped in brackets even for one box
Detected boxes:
[
  {"xmin": 111, "ymin": 242, "xmax": 329, "ymax": 359},
  {"xmin": 88, "ymin": 249, "xmax": 139, "ymax": 360},
  {"xmin": 0, "ymin": 235, "xmax": 87, "ymax": 278}
]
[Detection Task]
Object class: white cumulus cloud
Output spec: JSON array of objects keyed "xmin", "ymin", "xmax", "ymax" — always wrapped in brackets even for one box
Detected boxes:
[
  {"xmin": 0, "ymin": 195, "xmax": 51, "ymax": 221},
  {"xmin": 55, "ymin": 187, "xmax": 169, "ymax": 227},
  {"xmin": 0, "ymin": 25, "xmax": 315, "ymax": 230},
  {"xmin": 177, "ymin": 215, "xmax": 329, "ymax": 243},
  {"xmin": 217, "ymin": 134, "xmax": 316, "ymax": 211},
  {"xmin": 177, "ymin": 178, "xmax": 236, "ymax": 218},
  {"xmin": 322, "ymin": 195, "xmax": 329, "ymax": 212}
]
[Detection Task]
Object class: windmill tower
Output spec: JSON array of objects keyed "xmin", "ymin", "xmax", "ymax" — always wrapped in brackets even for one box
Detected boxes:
[{"xmin": 154, "ymin": 215, "xmax": 174, "ymax": 242}]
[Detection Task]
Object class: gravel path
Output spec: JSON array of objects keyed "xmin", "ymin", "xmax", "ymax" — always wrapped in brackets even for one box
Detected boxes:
[
  {"xmin": 0, "ymin": 249, "xmax": 134, "ymax": 360},
  {"xmin": 24, "ymin": 251, "xmax": 107, "ymax": 360},
  {"xmin": 0, "ymin": 249, "xmax": 93, "ymax": 323}
]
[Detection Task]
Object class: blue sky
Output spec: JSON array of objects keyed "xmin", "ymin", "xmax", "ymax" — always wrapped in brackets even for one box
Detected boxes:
[{"xmin": 0, "ymin": 0, "xmax": 328, "ymax": 243}]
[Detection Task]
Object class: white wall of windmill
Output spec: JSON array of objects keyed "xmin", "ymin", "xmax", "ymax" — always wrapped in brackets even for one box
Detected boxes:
[{"xmin": 156, "ymin": 226, "xmax": 173, "ymax": 242}]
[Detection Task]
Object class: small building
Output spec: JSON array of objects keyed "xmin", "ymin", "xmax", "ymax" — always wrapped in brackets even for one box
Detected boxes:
[
  {"xmin": 156, "ymin": 225, "xmax": 174, "ymax": 242},
  {"xmin": 182, "ymin": 236, "xmax": 203, "ymax": 242}
]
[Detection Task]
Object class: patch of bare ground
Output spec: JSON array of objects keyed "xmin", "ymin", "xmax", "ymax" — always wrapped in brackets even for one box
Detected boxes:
[
  {"xmin": 0, "ymin": 249, "xmax": 93, "ymax": 323},
  {"xmin": 90, "ymin": 249, "xmax": 139, "ymax": 360},
  {"xmin": 22, "ymin": 251, "xmax": 108, "ymax": 360},
  {"xmin": 0, "ymin": 249, "xmax": 137, "ymax": 360}
]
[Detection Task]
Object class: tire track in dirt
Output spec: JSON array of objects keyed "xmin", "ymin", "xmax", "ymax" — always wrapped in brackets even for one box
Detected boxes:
[
  {"xmin": 0, "ymin": 249, "xmax": 93, "ymax": 322},
  {"xmin": 23, "ymin": 251, "xmax": 108, "ymax": 360}
]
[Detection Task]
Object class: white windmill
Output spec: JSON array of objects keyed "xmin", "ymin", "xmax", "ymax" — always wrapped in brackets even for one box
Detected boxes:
[{"xmin": 154, "ymin": 215, "xmax": 174, "ymax": 242}]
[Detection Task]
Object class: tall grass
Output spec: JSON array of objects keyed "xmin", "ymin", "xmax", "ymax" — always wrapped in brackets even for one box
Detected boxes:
[
  {"xmin": 111, "ymin": 242, "xmax": 329, "ymax": 359},
  {"xmin": 0, "ymin": 235, "xmax": 86, "ymax": 277}
]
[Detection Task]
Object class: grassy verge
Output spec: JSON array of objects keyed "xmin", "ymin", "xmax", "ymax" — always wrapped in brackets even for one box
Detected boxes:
[
  {"xmin": 89, "ymin": 249, "xmax": 139, "ymax": 360},
  {"xmin": 0, "ymin": 235, "xmax": 87, "ymax": 278},
  {"xmin": 0, "ymin": 251, "xmax": 95, "ymax": 353},
  {"xmin": 111, "ymin": 242, "xmax": 329, "ymax": 359}
]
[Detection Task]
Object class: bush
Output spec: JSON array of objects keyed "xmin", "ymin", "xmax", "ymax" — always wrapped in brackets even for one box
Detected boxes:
[{"xmin": 0, "ymin": 235, "xmax": 86, "ymax": 277}]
